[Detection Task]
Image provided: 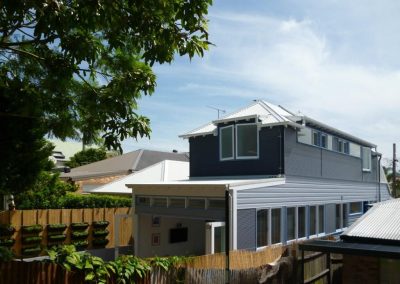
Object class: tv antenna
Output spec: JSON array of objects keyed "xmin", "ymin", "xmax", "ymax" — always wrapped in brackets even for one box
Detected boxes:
[{"xmin": 207, "ymin": 105, "xmax": 226, "ymax": 119}]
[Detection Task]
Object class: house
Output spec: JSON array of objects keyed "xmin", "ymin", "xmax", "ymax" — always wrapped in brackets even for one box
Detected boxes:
[
  {"xmin": 60, "ymin": 149, "xmax": 189, "ymax": 192},
  {"xmin": 300, "ymin": 198, "xmax": 400, "ymax": 283},
  {"xmin": 126, "ymin": 100, "xmax": 391, "ymax": 258}
]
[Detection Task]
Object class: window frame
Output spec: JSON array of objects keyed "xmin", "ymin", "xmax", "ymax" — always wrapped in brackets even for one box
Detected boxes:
[
  {"xmin": 362, "ymin": 147, "xmax": 372, "ymax": 172},
  {"xmin": 235, "ymin": 123, "xmax": 259, "ymax": 160},
  {"xmin": 349, "ymin": 201, "xmax": 363, "ymax": 215},
  {"xmin": 219, "ymin": 125, "xmax": 234, "ymax": 161}
]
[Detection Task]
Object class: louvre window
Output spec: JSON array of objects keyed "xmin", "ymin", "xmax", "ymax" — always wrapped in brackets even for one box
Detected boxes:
[
  {"xmin": 362, "ymin": 147, "xmax": 372, "ymax": 171},
  {"xmin": 271, "ymin": 208, "xmax": 281, "ymax": 244},
  {"xmin": 287, "ymin": 207, "xmax": 296, "ymax": 241}
]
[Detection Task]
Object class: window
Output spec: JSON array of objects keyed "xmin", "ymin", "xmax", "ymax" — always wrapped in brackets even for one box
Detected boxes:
[
  {"xmin": 287, "ymin": 207, "xmax": 296, "ymax": 241},
  {"xmin": 236, "ymin": 124, "xmax": 259, "ymax": 158},
  {"xmin": 188, "ymin": 199, "xmax": 205, "ymax": 209},
  {"xmin": 318, "ymin": 205, "xmax": 325, "ymax": 234},
  {"xmin": 309, "ymin": 206, "xmax": 317, "ymax": 236},
  {"xmin": 169, "ymin": 198, "xmax": 186, "ymax": 208},
  {"xmin": 257, "ymin": 209, "xmax": 269, "ymax": 247},
  {"xmin": 153, "ymin": 197, "xmax": 167, "ymax": 207},
  {"xmin": 362, "ymin": 147, "xmax": 372, "ymax": 171},
  {"xmin": 344, "ymin": 141, "xmax": 350, "ymax": 154},
  {"xmin": 220, "ymin": 123, "xmax": 259, "ymax": 161},
  {"xmin": 298, "ymin": 207, "xmax": 306, "ymax": 238},
  {"xmin": 343, "ymin": 203, "xmax": 348, "ymax": 228},
  {"xmin": 350, "ymin": 202, "xmax": 363, "ymax": 214},
  {"xmin": 208, "ymin": 199, "xmax": 225, "ymax": 209},
  {"xmin": 271, "ymin": 208, "xmax": 281, "ymax": 244},
  {"xmin": 220, "ymin": 125, "xmax": 234, "ymax": 160},
  {"xmin": 136, "ymin": 197, "xmax": 150, "ymax": 206},
  {"xmin": 312, "ymin": 131, "xmax": 327, "ymax": 148}
]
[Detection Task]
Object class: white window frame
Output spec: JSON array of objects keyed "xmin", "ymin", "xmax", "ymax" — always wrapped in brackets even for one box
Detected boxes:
[
  {"xmin": 235, "ymin": 123, "xmax": 259, "ymax": 159},
  {"xmin": 362, "ymin": 147, "xmax": 372, "ymax": 172},
  {"xmin": 219, "ymin": 125, "xmax": 234, "ymax": 161}
]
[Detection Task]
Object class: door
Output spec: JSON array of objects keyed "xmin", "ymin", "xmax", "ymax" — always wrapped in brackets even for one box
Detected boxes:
[{"xmin": 205, "ymin": 221, "xmax": 225, "ymax": 254}]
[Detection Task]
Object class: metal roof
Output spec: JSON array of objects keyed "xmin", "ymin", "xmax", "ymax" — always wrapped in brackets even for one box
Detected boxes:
[
  {"xmin": 89, "ymin": 160, "xmax": 189, "ymax": 194},
  {"xmin": 60, "ymin": 149, "xmax": 189, "ymax": 181},
  {"xmin": 341, "ymin": 199, "xmax": 400, "ymax": 244},
  {"xmin": 179, "ymin": 100, "xmax": 376, "ymax": 147}
]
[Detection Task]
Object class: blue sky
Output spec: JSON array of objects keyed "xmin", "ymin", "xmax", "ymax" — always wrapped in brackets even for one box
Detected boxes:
[{"xmin": 122, "ymin": 0, "xmax": 400, "ymax": 163}]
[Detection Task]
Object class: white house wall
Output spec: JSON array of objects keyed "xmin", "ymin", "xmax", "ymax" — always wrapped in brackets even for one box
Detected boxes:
[{"xmin": 136, "ymin": 214, "xmax": 205, "ymax": 258}]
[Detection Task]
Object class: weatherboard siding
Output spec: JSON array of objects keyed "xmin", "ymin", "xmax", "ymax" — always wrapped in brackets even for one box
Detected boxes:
[
  {"xmin": 189, "ymin": 126, "xmax": 284, "ymax": 177},
  {"xmin": 284, "ymin": 128, "xmax": 378, "ymax": 182},
  {"xmin": 236, "ymin": 176, "xmax": 391, "ymax": 210}
]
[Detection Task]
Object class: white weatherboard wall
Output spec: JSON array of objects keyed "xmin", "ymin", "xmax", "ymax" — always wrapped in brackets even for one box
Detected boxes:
[{"xmin": 137, "ymin": 215, "xmax": 205, "ymax": 258}]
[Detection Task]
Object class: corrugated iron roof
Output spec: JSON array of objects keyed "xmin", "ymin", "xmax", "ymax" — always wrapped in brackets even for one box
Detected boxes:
[
  {"xmin": 179, "ymin": 100, "xmax": 375, "ymax": 147},
  {"xmin": 342, "ymin": 199, "xmax": 400, "ymax": 244}
]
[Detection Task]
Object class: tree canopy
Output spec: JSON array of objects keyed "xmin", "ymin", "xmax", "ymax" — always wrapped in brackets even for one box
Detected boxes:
[
  {"xmin": 0, "ymin": 0, "xmax": 212, "ymax": 194},
  {"xmin": 65, "ymin": 148, "xmax": 107, "ymax": 168}
]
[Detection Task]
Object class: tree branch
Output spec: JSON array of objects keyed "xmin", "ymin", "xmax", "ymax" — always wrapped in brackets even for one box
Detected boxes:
[{"xmin": 2, "ymin": 46, "xmax": 44, "ymax": 60}]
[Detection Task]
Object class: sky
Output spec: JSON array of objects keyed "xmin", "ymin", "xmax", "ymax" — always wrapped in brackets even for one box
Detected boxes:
[{"xmin": 121, "ymin": 0, "xmax": 400, "ymax": 163}]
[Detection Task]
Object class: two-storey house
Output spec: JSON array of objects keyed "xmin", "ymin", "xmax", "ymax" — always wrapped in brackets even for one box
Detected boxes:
[{"xmin": 127, "ymin": 100, "xmax": 391, "ymax": 257}]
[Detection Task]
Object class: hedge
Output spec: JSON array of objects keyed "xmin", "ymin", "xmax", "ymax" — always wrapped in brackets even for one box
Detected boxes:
[{"xmin": 59, "ymin": 193, "xmax": 131, "ymax": 208}]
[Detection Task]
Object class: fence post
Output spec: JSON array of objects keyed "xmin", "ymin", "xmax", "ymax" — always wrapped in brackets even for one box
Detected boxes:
[
  {"xmin": 301, "ymin": 249, "xmax": 305, "ymax": 284},
  {"xmin": 327, "ymin": 252, "xmax": 331, "ymax": 284}
]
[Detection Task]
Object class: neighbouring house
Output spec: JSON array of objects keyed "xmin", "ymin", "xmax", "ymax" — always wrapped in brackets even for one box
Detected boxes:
[
  {"xmin": 300, "ymin": 198, "xmax": 400, "ymax": 283},
  {"xmin": 90, "ymin": 160, "xmax": 189, "ymax": 195},
  {"xmin": 126, "ymin": 100, "xmax": 391, "ymax": 258},
  {"xmin": 60, "ymin": 149, "xmax": 189, "ymax": 192},
  {"xmin": 49, "ymin": 139, "xmax": 98, "ymax": 169}
]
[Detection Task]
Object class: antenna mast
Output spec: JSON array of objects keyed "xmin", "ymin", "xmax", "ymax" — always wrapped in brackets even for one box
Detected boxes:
[{"xmin": 207, "ymin": 105, "xmax": 226, "ymax": 119}]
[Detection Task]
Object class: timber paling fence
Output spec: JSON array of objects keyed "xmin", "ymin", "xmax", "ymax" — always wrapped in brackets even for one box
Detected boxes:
[
  {"xmin": 0, "ymin": 208, "xmax": 133, "ymax": 257},
  {"xmin": 0, "ymin": 243, "xmax": 338, "ymax": 284}
]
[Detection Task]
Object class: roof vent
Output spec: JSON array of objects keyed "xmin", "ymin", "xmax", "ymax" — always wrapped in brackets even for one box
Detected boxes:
[{"xmin": 172, "ymin": 149, "xmax": 178, "ymax": 153}]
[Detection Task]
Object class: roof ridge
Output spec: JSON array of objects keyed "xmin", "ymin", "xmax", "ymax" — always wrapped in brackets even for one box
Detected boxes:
[
  {"xmin": 258, "ymin": 100, "xmax": 286, "ymax": 123},
  {"xmin": 131, "ymin": 149, "xmax": 144, "ymax": 171}
]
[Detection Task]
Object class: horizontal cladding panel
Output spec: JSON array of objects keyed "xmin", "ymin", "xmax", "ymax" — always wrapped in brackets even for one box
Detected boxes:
[{"xmin": 237, "ymin": 177, "xmax": 390, "ymax": 209}]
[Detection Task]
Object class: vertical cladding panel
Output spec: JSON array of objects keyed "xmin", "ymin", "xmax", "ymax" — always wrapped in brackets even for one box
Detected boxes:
[
  {"xmin": 362, "ymin": 155, "xmax": 378, "ymax": 183},
  {"xmin": 321, "ymin": 150, "xmax": 361, "ymax": 181},
  {"xmin": 190, "ymin": 126, "xmax": 284, "ymax": 177},
  {"xmin": 237, "ymin": 209, "xmax": 256, "ymax": 251},
  {"xmin": 284, "ymin": 128, "xmax": 322, "ymax": 177}
]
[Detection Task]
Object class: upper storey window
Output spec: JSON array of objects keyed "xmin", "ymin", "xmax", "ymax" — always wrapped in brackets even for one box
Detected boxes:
[
  {"xmin": 312, "ymin": 130, "xmax": 327, "ymax": 148},
  {"xmin": 236, "ymin": 124, "xmax": 258, "ymax": 159},
  {"xmin": 220, "ymin": 125, "xmax": 234, "ymax": 160},
  {"xmin": 219, "ymin": 123, "xmax": 259, "ymax": 161},
  {"xmin": 333, "ymin": 137, "xmax": 350, "ymax": 154},
  {"xmin": 361, "ymin": 147, "xmax": 372, "ymax": 172}
]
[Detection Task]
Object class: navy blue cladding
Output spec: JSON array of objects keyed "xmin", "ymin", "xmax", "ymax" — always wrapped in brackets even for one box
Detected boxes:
[{"xmin": 189, "ymin": 126, "xmax": 284, "ymax": 177}]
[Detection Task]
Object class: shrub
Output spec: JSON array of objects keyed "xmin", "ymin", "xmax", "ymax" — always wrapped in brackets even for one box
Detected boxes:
[
  {"xmin": 71, "ymin": 240, "xmax": 88, "ymax": 250},
  {"xmin": 0, "ymin": 238, "xmax": 15, "ymax": 247},
  {"xmin": 22, "ymin": 224, "xmax": 43, "ymax": 234},
  {"xmin": 0, "ymin": 247, "xmax": 13, "ymax": 261},
  {"xmin": 71, "ymin": 222, "xmax": 89, "ymax": 230},
  {"xmin": 48, "ymin": 234, "xmax": 66, "ymax": 242},
  {"xmin": 93, "ymin": 230, "xmax": 109, "ymax": 237},
  {"xmin": 60, "ymin": 193, "xmax": 131, "ymax": 208},
  {"xmin": 71, "ymin": 231, "xmax": 89, "ymax": 239},
  {"xmin": 0, "ymin": 225, "xmax": 15, "ymax": 236},
  {"xmin": 47, "ymin": 224, "xmax": 67, "ymax": 231},
  {"xmin": 22, "ymin": 236, "xmax": 42, "ymax": 244},
  {"xmin": 22, "ymin": 246, "xmax": 41, "ymax": 256},
  {"xmin": 92, "ymin": 221, "xmax": 109, "ymax": 228}
]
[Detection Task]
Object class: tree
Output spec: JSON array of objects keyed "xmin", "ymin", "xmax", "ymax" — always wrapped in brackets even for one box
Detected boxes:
[
  {"xmin": 14, "ymin": 171, "xmax": 77, "ymax": 209},
  {"xmin": 0, "ymin": 0, "xmax": 212, "ymax": 194},
  {"xmin": 65, "ymin": 148, "xmax": 107, "ymax": 168}
]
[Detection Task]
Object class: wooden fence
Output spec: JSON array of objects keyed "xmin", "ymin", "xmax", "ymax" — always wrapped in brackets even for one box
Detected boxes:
[{"xmin": 0, "ymin": 208, "xmax": 133, "ymax": 257}]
